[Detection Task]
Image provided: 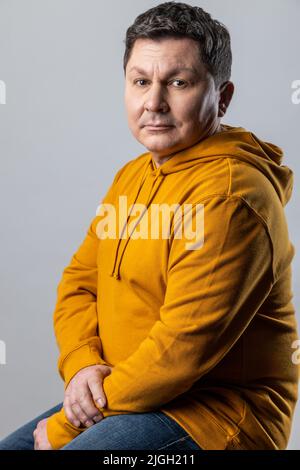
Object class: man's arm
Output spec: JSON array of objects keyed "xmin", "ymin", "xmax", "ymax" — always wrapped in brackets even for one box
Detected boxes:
[
  {"xmin": 53, "ymin": 164, "xmax": 127, "ymax": 387},
  {"xmin": 45, "ymin": 166, "xmax": 130, "ymax": 448},
  {"xmin": 47, "ymin": 196, "xmax": 274, "ymax": 449},
  {"xmin": 53, "ymin": 221, "xmax": 110, "ymax": 388}
]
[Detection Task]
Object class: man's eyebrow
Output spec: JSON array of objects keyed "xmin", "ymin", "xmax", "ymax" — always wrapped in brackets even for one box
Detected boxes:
[{"xmin": 128, "ymin": 66, "xmax": 199, "ymax": 76}]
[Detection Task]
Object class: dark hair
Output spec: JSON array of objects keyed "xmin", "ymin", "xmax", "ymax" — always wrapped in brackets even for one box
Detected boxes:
[{"xmin": 123, "ymin": 1, "xmax": 232, "ymax": 88}]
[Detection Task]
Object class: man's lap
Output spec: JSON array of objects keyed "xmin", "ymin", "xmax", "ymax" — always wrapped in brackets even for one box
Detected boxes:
[
  {"xmin": 0, "ymin": 402, "xmax": 64, "ymax": 450},
  {"xmin": 0, "ymin": 403, "xmax": 202, "ymax": 451}
]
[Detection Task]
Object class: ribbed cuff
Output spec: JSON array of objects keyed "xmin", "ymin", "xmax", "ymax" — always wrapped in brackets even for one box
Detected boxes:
[
  {"xmin": 59, "ymin": 341, "xmax": 111, "ymax": 389},
  {"xmin": 46, "ymin": 407, "xmax": 85, "ymax": 450}
]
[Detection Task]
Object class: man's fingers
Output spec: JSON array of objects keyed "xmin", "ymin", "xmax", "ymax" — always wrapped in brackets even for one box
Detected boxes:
[
  {"xmin": 92, "ymin": 414, "xmax": 103, "ymax": 423},
  {"xmin": 33, "ymin": 429, "xmax": 38, "ymax": 450},
  {"xmin": 77, "ymin": 389, "xmax": 102, "ymax": 422},
  {"xmin": 66, "ymin": 383, "xmax": 100, "ymax": 425},
  {"xmin": 63, "ymin": 365, "xmax": 110, "ymax": 428},
  {"xmin": 64, "ymin": 397, "xmax": 81, "ymax": 427},
  {"xmin": 70, "ymin": 401, "xmax": 93, "ymax": 427},
  {"xmin": 88, "ymin": 377, "xmax": 107, "ymax": 409}
]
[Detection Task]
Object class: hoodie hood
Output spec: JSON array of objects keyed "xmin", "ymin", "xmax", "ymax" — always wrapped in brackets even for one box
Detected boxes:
[
  {"xmin": 109, "ymin": 124, "xmax": 294, "ymax": 280},
  {"xmin": 147, "ymin": 124, "xmax": 294, "ymax": 206}
]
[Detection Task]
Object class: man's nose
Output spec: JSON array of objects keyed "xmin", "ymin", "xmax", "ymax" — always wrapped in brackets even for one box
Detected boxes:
[{"xmin": 144, "ymin": 83, "xmax": 169, "ymax": 113}]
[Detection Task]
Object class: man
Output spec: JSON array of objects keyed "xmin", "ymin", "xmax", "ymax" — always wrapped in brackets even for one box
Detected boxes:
[{"xmin": 0, "ymin": 1, "xmax": 298, "ymax": 450}]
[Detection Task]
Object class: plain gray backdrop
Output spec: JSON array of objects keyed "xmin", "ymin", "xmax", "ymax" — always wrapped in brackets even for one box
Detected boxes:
[{"xmin": 0, "ymin": 0, "xmax": 299, "ymax": 449}]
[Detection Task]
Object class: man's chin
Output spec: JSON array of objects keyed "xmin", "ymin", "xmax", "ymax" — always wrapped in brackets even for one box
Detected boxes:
[
  {"xmin": 144, "ymin": 146, "xmax": 177, "ymax": 158},
  {"xmin": 140, "ymin": 137, "xmax": 178, "ymax": 154}
]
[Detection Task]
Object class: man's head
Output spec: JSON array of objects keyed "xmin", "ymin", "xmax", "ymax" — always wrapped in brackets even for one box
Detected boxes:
[{"xmin": 123, "ymin": 1, "xmax": 234, "ymax": 166}]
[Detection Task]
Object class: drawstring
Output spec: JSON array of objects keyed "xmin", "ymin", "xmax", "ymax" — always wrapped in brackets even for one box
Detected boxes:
[
  {"xmin": 112, "ymin": 172, "xmax": 164, "ymax": 280},
  {"xmin": 110, "ymin": 160, "xmax": 150, "ymax": 279},
  {"xmin": 110, "ymin": 163, "xmax": 164, "ymax": 280}
]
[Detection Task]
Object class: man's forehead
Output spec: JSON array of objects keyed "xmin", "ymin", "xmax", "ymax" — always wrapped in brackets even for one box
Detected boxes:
[
  {"xmin": 128, "ymin": 65, "xmax": 199, "ymax": 76},
  {"xmin": 127, "ymin": 38, "xmax": 204, "ymax": 75}
]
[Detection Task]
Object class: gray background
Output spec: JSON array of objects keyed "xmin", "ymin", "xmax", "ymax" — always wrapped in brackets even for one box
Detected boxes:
[{"xmin": 0, "ymin": 0, "xmax": 299, "ymax": 449}]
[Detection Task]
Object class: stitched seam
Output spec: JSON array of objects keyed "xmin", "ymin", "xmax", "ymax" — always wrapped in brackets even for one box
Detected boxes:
[
  {"xmin": 157, "ymin": 435, "xmax": 190, "ymax": 450},
  {"xmin": 160, "ymin": 410, "xmax": 208, "ymax": 450},
  {"xmin": 226, "ymin": 158, "xmax": 232, "ymax": 196},
  {"xmin": 153, "ymin": 412, "xmax": 184, "ymax": 434},
  {"xmin": 230, "ymin": 400, "xmax": 247, "ymax": 440},
  {"xmin": 187, "ymin": 195, "xmax": 275, "ymax": 284},
  {"xmin": 234, "ymin": 198, "xmax": 275, "ymax": 285},
  {"xmin": 59, "ymin": 340, "xmax": 98, "ymax": 372}
]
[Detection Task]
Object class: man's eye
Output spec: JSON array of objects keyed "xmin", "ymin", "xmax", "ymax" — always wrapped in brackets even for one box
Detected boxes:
[
  {"xmin": 134, "ymin": 79, "xmax": 187, "ymax": 87},
  {"xmin": 172, "ymin": 79, "xmax": 186, "ymax": 87},
  {"xmin": 134, "ymin": 79, "xmax": 148, "ymax": 86}
]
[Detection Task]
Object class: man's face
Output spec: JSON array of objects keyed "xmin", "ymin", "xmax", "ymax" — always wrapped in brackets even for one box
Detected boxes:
[{"xmin": 124, "ymin": 37, "xmax": 224, "ymax": 164}]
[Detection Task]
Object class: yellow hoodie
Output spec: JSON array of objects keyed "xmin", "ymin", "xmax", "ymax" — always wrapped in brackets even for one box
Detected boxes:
[{"xmin": 47, "ymin": 124, "xmax": 299, "ymax": 450}]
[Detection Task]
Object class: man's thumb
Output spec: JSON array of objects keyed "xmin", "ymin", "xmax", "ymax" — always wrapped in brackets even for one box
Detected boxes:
[{"xmin": 89, "ymin": 368, "xmax": 111, "ymax": 408}]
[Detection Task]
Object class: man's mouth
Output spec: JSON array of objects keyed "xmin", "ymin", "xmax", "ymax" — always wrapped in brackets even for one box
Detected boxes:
[{"xmin": 144, "ymin": 125, "xmax": 174, "ymax": 131}]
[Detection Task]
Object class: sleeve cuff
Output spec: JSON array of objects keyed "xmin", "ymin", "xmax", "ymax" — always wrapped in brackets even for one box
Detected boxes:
[
  {"xmin": 59, "ymin": 341, "xmax": 111, "ymax": 389},
  {"xmin": 46, "ymin": 407, "xmax": 85, "ymax": 450}
]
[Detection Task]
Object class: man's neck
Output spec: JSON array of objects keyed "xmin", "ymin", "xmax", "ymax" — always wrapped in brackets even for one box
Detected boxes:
[{"xmin": 151, "ymin": 121, "xmax": 224, "ymax": 169}]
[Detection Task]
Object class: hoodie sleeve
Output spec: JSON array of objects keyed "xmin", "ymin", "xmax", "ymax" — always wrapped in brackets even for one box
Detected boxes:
[
  {"xmin": 46, "ymin": 217, "xmax": 111, "ymax": 449},
  {"xmin": 46, "ymin": 165, "xmax": 133, "ymax": 449},
  {"xmin": 47, "ymin": 195, "xmax": 274, "ymax": 449},
  {"xmin": 52, "ymin": 164, "xmax": 128, "ymax": 388},
  {"xmin": 52, "ymin": 217, "xmax": 110, "ymax": 387}
]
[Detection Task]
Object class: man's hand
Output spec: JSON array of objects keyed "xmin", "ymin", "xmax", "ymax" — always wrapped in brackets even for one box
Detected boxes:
[
  {"xmin": 33, "ymin": 418, "xmax": 53, "ymax": 450},
  {"xmin": 64, "ymin": 364, "xmax": 113, "ymax": 428}
]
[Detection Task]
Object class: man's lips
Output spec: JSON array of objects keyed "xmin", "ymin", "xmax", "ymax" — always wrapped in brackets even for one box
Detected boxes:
[
  {"xmin": 144, "ymin": 122, "xmax": 173, "ymax": 126},
  {"xmin": 144, "ymin": 124, "xmax": 174, "ymax": 130}
]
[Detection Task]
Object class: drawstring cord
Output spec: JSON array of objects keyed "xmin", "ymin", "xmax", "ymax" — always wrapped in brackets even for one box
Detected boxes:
[{"xmin": 110, "ymin": 166, "xmax": 163, "ymax": 280}]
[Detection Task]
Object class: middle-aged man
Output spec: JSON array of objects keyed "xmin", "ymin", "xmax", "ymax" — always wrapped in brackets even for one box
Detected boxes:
[{"xmin": 0, "ymin": 1, "xmax": 299, "ymax": 451}]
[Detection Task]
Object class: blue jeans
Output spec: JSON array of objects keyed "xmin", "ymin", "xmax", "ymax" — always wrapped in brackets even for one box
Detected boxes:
[{"xmin": 0, "ymin": 402, "xmax": 202, "ymax": 450}]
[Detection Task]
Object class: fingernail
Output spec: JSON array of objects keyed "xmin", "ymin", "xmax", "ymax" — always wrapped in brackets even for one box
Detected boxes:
[
  {"xmin": 97, "ymin": 398, "xmax": 105, "ymax": 407},
  {"xmin": 85, "ymin": 420, "xmax": 94, "ymax": 427},
  {"xmin": 93, "ymin": 415, "xmax": 102, "ymax": 423}
]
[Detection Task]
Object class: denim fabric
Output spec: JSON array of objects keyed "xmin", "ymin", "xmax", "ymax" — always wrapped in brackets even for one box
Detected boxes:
[{"xmin": 0, "ymin": 402, "xmax": 202, "ymax": 451}]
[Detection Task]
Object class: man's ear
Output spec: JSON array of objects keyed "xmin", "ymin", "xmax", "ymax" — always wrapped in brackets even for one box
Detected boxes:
[{"xmin": 218, "ymin": 81, "xmax": 234, "ymax": 117}]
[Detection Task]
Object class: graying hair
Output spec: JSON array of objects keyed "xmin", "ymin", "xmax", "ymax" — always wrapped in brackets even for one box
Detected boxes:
[{"xmin": 123, "ymin": 1, "xmax": 232, "ymax": 88}]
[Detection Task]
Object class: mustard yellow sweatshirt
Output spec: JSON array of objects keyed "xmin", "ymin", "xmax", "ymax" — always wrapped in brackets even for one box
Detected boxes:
[{"xmin": 47, "ymin": 124, "xmax": 299, "ymax": 450}]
